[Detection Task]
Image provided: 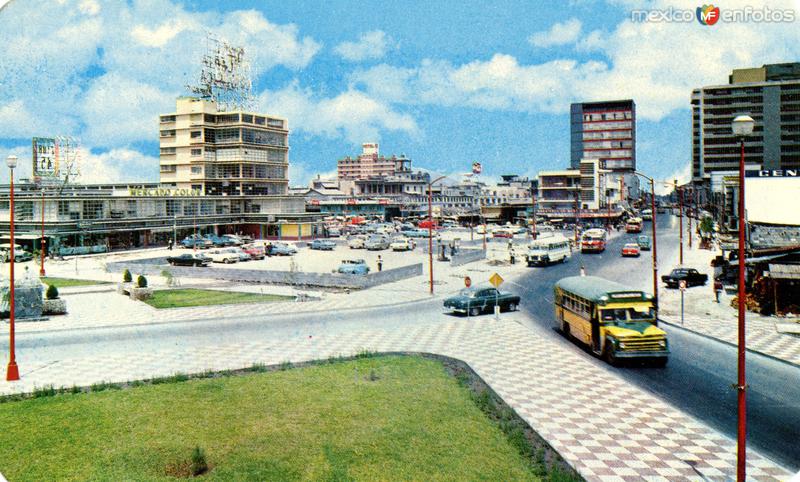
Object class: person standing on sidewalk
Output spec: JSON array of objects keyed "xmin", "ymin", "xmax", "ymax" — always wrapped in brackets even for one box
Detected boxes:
[
  {"xmin": 377, "ymin": 255, "xmax": 383, "ymax": 272},
  {"xmin": 713, "ymin": 278, "xmax": 723, "ymax": 303}
]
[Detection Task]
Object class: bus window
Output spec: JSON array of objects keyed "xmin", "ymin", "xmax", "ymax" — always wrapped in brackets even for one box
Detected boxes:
[
  {"xmin": 601, "ymin": 309, "xmax": 627, "ymax": 322},
  {"xmin": 628, "ymin": 307, "xmax": 655, "ymax": 320}
]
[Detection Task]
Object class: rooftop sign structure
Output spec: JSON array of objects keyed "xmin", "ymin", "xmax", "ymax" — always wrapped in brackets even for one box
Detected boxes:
[{"xmin": 188, "ymin": 32, "xmax": 254, "ymax": 111}]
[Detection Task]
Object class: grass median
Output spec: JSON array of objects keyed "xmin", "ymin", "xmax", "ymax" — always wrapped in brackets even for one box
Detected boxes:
[
  {"xmin": 144, "ymin": 288, "xmax": 295, "ymax": 309},
  {"xmin": 0, "ymin": 356, "xmax": 540, "ymax": 481},
  {"xmin": 41, "ymin": 277, "xmax": 110, "ymax": 288}
]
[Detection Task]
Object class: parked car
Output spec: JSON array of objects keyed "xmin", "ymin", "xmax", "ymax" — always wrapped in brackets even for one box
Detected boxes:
[
  {"xmin": 181, "ymin": 236, "xmax": 212, "ymax": 249},
  {"xmin": 241, "ymin": 244, "xmax": 266, "ymax": 260},
  {"xmin": 637, "ymin": 235, "xmax": 651, "ymax": 251},
  {"xmin": 348, "ymin": 235, "xmax": 368, "ymax": 249},
  {"xmin": 220, "ymin": 234, "xmax": 244, "ymax": 246},
  {"xmin": 662, "ymin": 267, "xmax": 708, "ymax": 288},
  {"xmin": 206, "ymin": 248, "xmax": 239, "ymax": 264},
  {"xmin": 404, "ymin": 229, "xmax": 436, "ymax": 238},
  {"xmin": 309, "ymin": 239, "xmax": 336, "ymax": 251},
  {"xmin": 365, "ymin": 236, "xmax": 390, "ymax": 251},
  {"xmin": 443, "ymin": 287, "xmax": 521, "ymax": 317},
  {"xmin": 337, "ymin": 258, "xmax": 370, "ymax": 275},
  {"xmin": 492, "ymin": 228, "xmax": 515, "ymax": 238},
  {"xmin": 204, "ymin": 234, "xmax": 234, "ymax": 247},
  {"xmin": 167, "ymin": 253, "xmax": 211, "ymax": 267},
  {"xmin": 1, "ymin": 248, "xmax": 33, "ymax": 262},
  {"xmin": 266, "ymin": 242, "xmax": 297, "ymax": 256},
  {"xmin": 390, "ymin": 237, "xmax": 415, "ymax": 251},
  {"xmin": 224, "ymin": 247, "xmax": 252, "ymax": 262},
  {"xmin": 621, "ymin": 243, "xmax": 641, "ymax": 257},
  {"xmin": 327, "ymin": 227, "xmax": 342, "ymax": 237}
]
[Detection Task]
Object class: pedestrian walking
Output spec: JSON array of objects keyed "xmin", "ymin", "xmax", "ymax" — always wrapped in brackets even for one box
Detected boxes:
[
  {"xmin": 580, "ymin": 264, "xmax": 586, "ymax": 277},
  {"xmin": 167, "ymin": 239, "xmax": 173, "ymax": 251},
  {"xmin": 266, "ymin": 242, "xmax": 273, "ymax": 257},
  {"xmin": 714, "ymin": 278, "xmax": 723, "ymax": 303},
  {"xmin": 377, "ymin": 255, "xmax": 383, "ymax": 272}
]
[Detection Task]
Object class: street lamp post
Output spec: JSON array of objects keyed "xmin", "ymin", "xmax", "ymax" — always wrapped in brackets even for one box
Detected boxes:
[
  {"xmin": 40, "ymin": 187, "xmax": 46, "ymax": 276},
  {"xmin": 634, "ymin": 171, "xmax": 659, "ymax": 317},
  {"xmin": 531, "ymin": 185, "xmax": 537, "ymax": 240},
  {"xmin": 6, "ymin": 155, "xmax": 20, "ymax": 382},
  {"xmin": 427, "ymin": 175, "xmax": 447, "ymax": 295},
  {"xmin": 732, "ymin": 114, "xmax": 754, "ymax": 482},
  {"xmin": 678, "ymin": 182, "xmax": 684, "ymax": 265}
]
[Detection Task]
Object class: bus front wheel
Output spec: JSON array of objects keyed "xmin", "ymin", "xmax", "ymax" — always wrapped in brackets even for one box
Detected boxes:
[{"xmin": 603, "ymin": 344, "xmax": 618, "ymax": 366}]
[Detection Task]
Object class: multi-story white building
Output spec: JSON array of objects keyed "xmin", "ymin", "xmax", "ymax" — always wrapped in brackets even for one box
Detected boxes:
[
  {"xmin": 337, "ymin": 143, "xmax": 411, "ymax": 180},
  {"xmin": 159, "ymin": 97, "xmax": 289, "ymax": 196}
]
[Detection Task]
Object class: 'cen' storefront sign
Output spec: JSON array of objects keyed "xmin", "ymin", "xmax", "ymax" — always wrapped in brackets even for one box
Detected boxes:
[
  {"xmin": 128, "ymin": 188, "xmax": 202, "ymax": 197},
  {"xmin": 746, "ymin": 170, "xmax": 800, "ymax": 178}
]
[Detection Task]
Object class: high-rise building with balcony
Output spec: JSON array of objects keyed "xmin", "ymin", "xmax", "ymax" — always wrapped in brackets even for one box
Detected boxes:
[
  {"xmin": 570, "ymin": 99, "xmax": 636, "ymax": 172},
  {"xmin": 691, "ymin": 62, "xmax": 800, "ymax": 182},
  {"xmin": 159, "ymin": 97, "xmax": 289, "ymax": 196},
  {"xmin": 337, "ymin": 143, "xmax": 411, "ymax": 180}
]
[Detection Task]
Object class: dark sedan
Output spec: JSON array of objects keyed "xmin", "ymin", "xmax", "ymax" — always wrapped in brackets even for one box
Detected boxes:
[
  {"xmin": 661, "ymin": 267, "xmax": 708, "ymax": 288},
  {"xmin": 167, "ymin": 253, "xmax": 211, "ymax": 267},
  {"xmin": 444, "ymin": 287, "xmax": 520, "ymax": 317}
]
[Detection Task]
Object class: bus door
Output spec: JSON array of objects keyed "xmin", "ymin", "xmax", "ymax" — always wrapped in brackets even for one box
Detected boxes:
[{"xmin": 591, "ymin": 307, "xmax": 601, "ymax": 353}]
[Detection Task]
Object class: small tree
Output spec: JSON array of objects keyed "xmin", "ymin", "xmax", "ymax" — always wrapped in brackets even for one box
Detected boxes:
[
  {"xmin": 45, "ymin": 284, "xmax": 59, "ymax": 300},
  {"xmin": 190, "ymin": 446, "xmax": 208, "ymax": 476},
  {"xmin": 136, "ymin": 275, "xmax": 148, "ymax": 288},
  {"xmin": 123, "ymin": 269, "xmax": 132, "ymax": 283}
]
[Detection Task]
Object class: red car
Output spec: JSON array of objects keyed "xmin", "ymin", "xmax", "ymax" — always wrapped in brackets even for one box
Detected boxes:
[
  {"xmin": 241, "ymin": 243, "xmax": 266, "ymax": 260},
  {"xmin": 621, "ymin": 243, "xmax": 641, "ymax": 257}
]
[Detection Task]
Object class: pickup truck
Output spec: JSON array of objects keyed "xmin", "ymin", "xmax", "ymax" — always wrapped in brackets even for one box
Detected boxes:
[{"xmin": 661, "ymin": 268, "xmax": 708, "ymax": 288}]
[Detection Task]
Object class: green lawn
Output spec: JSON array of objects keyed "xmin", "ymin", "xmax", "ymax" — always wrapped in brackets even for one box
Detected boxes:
[
  {"xmin": 40, "ymin": 277, "xmax": 110, "ymax": 288},
  {"xmin": 0, "ymin": 356, "xmax": 536, "ymax": 481},
  {"xmin": 144, "ymin": 288, "xmax": 295, "ymax": 309}
]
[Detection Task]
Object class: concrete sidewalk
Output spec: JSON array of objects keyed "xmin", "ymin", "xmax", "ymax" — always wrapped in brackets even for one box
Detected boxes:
[
  {"xmin": 657, "ymin": 228, "xmax": 800, "ymax": 367},
  {"xmin": 0, "ymin": 314, "xmax": 790, "ymax": 481}
]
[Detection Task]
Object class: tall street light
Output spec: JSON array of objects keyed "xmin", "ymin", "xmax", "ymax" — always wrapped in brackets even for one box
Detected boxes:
[
  {"xmin": 732, "ymin": 114, "xmax": 754, "ymax": 482},
  {"xmin": 633, "ymin": 171, "xmax": 659, "ymax": 317},
  {"xmin": 39, "ymin": 187, "xmax": 46, "ymax": 276},
  {"xmin": 427, "ymin": 175, "xmax": 447, "ymax": 295},
  {"xmin": 6, "ymin": 155, "xmax": 19, "ymax": 382}
]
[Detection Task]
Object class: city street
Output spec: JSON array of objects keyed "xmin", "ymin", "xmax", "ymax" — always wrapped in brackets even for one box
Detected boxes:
[{"xmin": 2, "ymin": 215, "xmax": 799, "ymax": 475}]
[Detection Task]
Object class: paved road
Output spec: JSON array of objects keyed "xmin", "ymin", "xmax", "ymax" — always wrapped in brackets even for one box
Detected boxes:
[
  {"xmin": 6, "ymin": 215, "xmax": 800, "ymax": 471},
  {"xmin": 513, "ymin": 215, "xmax": 800, "ymax": 472}
]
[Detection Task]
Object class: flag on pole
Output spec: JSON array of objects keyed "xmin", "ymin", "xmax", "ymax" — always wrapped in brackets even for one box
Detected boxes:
[{"xmin": 472, "ymin": 162, "xmax": 482, "ymax": 174}]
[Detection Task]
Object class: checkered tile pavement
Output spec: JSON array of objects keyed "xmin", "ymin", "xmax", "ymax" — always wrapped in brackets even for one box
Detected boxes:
[
  {"xmin": 660, "ymin": 312, "xmax": 800, "ymax": 367},
  {"xmin": 1, "ymin": 317, "xmax": 791, "ymax": 481}
]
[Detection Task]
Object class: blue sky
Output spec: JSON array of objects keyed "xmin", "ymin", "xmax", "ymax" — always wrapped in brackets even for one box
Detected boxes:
[{"xmin": 1, "ymin": 0, "xmax": 798, "ymax": 191}]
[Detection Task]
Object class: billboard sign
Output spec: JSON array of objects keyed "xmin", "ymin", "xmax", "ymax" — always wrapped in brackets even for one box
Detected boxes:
[{"xmin": 32, "ymin": 136, "xmax": 80, "ymax": 185}]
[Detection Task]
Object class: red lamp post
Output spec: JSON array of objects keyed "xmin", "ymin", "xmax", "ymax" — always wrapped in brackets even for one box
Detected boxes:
[
  {"xmin": 6, "ymin": 155, "xmax": 20, "ymax": 382},
  {"xmin": 40, "ymin": 188, "xmax": 46, "ymax": 276},
  {"xmin": 732, "ymin": 114, "xmax": 754, "ymax": 482},
  {"xmin": 427, "ymin": 175, "xmax": 447, "ymax": 295}
]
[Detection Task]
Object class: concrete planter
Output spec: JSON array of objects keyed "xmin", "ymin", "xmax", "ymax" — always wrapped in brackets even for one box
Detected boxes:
[
  {"xmin": 43, "ymin": 298, "xmax": 67, "ymax": 315},
  {"xmin": 117, "ymin": 282, "xmax": 134, "ymax": 295},
  {"xmin": 129, "ymin": 287, "xmax": 153, "ymax": 301}
]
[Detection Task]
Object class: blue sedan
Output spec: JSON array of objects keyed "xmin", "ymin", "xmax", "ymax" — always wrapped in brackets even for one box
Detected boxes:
[
  {"xmin": 337, "ymin": 259, "xmax": 370, "ymax": 275},
  {"xmin": 309, "ymin": 239, "xmax": 336, "ymax": 250}
]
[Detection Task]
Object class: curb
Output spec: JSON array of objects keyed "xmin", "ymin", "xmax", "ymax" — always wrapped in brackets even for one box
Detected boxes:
[{"xmin": 659, "ymin": 318, "xmax": 800, "ymax": 369}]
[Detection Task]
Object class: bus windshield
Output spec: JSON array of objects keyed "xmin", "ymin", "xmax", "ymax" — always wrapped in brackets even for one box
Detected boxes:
[{"xmin": 601, "ymin": 307, "xmax": 655, "ymax": 323}]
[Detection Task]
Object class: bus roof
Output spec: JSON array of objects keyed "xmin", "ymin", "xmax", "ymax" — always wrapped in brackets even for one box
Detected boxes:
[{"xmin": 555, "ymin": 275, "xmax": 647, "ymax": 302}]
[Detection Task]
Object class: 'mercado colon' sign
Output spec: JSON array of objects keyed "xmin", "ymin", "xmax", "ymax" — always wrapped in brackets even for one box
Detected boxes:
[{"xmin": 128, "ymin": 188, "xmax": 203, "ymax": 197}]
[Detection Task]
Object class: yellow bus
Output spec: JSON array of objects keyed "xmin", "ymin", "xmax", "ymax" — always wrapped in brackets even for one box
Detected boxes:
[{"xmin": 554, "ymin": 275, "xmax": 669, "ymax": 366}]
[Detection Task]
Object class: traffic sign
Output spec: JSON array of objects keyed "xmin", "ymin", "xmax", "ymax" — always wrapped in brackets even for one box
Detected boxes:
[
  {"xmin": 679, "ymin": 280, "xmax": 687, "ymax": 291},
  {"xmin": 489, "ymin": 272, "xmax": 504, "ymax": 288}
]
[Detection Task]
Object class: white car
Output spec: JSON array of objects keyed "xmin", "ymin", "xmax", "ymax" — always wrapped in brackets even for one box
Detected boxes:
[
  {"xmin": 390, "ymin": 237, "xmax": 415, "ymax": 251},
  {"xmin": 348, "ymin": 235, "xmax": 367, "ymax": 249},
  {"xmin": 224, "ymin": 247, "xmax": 252, "ymax": 262},
  {"xmin": 206, "ymin": 248, "xmax": 239, "ymax": 264}
]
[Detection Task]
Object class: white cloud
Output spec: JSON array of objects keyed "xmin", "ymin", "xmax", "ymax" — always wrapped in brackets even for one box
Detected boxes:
[
  {"xmin": 77, "ymin": 147, "xmax": 159, "ymax": 184},
  {"xmin": 79, "ymin": 73, "xmax": 175, "ymax": 147},
  {"xmin": 0, "ymin": 101, "xmax": 52, "ymax": 139},
  {"xmin": 130, "ymin": 19, "xmax": 196, "ymax": 47},
  {"xmin": 528, "ymin": 18, "xmax": 582, "ymax": 48},
  {"xmin": 656, "ymin": 163, "xmax": 691, "ymax": 195},
  {"xmin": 334, "ymin": 30, "xmax": 395, "ymax": 61},
  {"xmin": 352, "ymin": 0, "xmax": 800, "ymax": 121},
  {"xmin": 78, "ymin": 0, "xmax": 100, "ymax": 16},
  {"xmin": 259, "ymin": 82, "xmax": 419, "ymax": 144}
]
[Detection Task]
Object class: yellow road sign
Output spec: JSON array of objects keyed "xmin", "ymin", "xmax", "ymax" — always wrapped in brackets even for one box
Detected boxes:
[{"xmin": 489, "ymin": 272, "xmax": 504, "ymax": 288}]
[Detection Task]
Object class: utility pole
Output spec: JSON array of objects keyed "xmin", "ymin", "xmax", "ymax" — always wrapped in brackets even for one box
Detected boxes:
[
  {"xmin": 688, "ymin": 187, "xmax": 693, "ymax": 249},
  {"xmin": 531, "ymin": 184, "xmax": 537, "ymax": 240},
  {"xmin": 677, "ymin": 180, "xmax": 683, "ymax": 265},
  {"xmin": 574, "ymin": 188, "xmax": 580, "ymax": 246}
]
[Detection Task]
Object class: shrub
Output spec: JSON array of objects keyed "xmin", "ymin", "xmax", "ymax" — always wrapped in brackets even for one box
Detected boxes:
[
  {"xmin": 122, "ymin": 269, "xmax": 132, "ymax": 283},
  {"xmin": 136, "ymin": 275, "xmax": 148, "ymax": 288},
  {"xmin": 190, "ymin": 446, "xmax": 208, "ymax": 476},
  {"xmin": 45, "ymin": 284, "xmax": 59, "ymax": 300}
]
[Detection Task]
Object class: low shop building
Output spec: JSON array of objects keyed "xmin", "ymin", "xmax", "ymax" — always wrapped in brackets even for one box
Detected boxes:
[{"xmin": 0, "ymin": 182, "xmax": 322, "ymax": 255}]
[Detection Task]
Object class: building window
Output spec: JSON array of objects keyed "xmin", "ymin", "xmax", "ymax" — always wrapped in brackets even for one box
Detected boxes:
[
  {"xmin": 160, "ymin": 165, "xmax": 177, "ymax": 173},
  {"xmin": 160, "ymin": 115, "xmax": 176, "ymax": 122},
  {"xmin": 160, "ymin": 147, "xmax": 176, "ymax": 155},
  {"xmin": 190, "ymin": 131, "xmax": 201, "ymax": 138},
  {"xmin": 191, "ymin": 148, "xmax": 202, "ymax": 156},
  {"xmin": 190, "ymin": 166, "xmax": 202, "ymax": 174},
  {"xmin": 160, "ymin": 130, "xmax": 175, "ymax": 137},
  {"xmin": 242, "ymin": 114, "xmax": 253, "ymax": 123}
]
